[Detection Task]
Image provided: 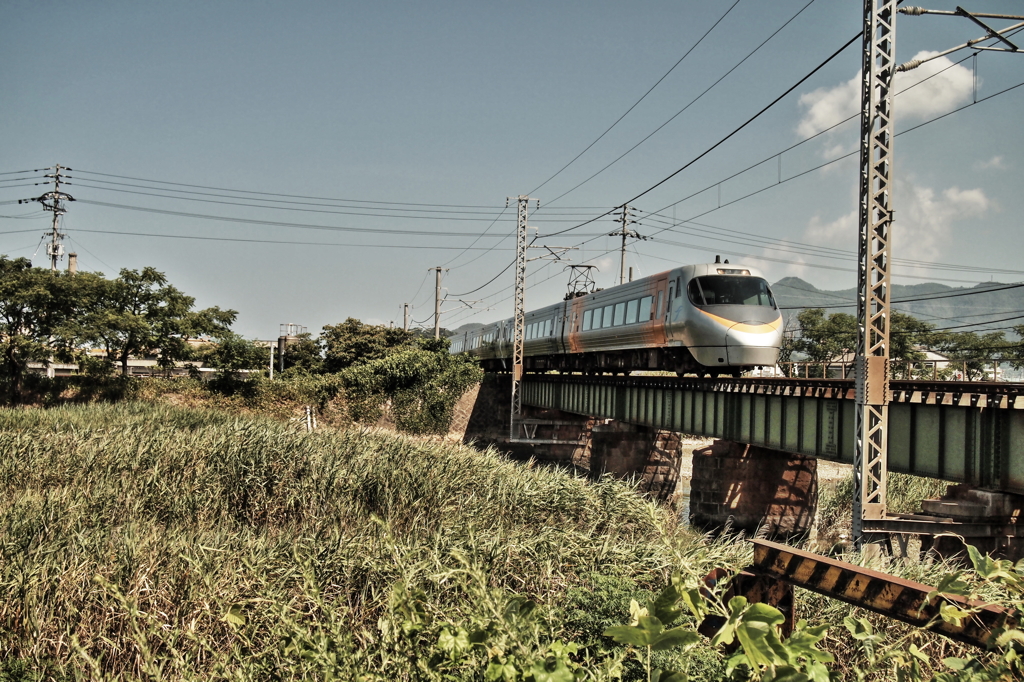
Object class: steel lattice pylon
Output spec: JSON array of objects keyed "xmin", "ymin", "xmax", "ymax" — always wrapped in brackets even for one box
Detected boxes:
[
  {"xmin": 854, "ymin": 0, "xmax": 897, "ymax": 542},
  {"xmin": 509, "ymin": 195, "xmax": 537, "ymax": 439}
]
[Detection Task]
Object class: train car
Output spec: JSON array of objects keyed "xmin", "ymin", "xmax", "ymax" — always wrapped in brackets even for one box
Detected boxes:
[{"xmin": 449, "ymin": 258, "xmax": 782, "ymax": 377}]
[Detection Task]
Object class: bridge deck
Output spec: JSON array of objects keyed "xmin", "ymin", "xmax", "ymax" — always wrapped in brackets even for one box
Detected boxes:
[{"xmin": 521, "ymin": 375, "xmax": 1024, "ymax": 495}]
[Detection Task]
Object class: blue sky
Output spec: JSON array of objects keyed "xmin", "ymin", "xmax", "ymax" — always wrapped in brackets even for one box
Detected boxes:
[{"xmin": 2, "ymin": 0, "xmax": 1022, "ymax": 338}]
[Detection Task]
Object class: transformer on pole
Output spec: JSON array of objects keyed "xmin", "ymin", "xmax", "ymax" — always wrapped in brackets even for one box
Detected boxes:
[
  {"xmin": 853, "ymin": 0, "xmax": 897, "ymax": 545},
  {"xmin": 19, "ymin": 165, "xmax": 74, "ymax": 272}
]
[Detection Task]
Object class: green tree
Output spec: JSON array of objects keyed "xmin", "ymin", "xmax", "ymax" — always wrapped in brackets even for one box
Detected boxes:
[
  {"xmin": 201, "ymin": 333, "xmax": 270, "ymax": 374},
  {"xmin": 888, "ymin": 310, "xmax": 933, "ymax": 378},
  {"xmin": 320, "ymin": 318, "xmax": 415, "ymax": 373},
  {"xmin": 280, "ymin": 332, "xmax": 323, "ymax": 374},
  {"xmin": 1005, "ymin": 324, "xmax": 1024, "ymax": 372},
  {"xmin": 88, "ymin": 267, "xmax": 236, "ymax": 376},
  {"xmin": 793, "ymin": 309, "xmax": 857, "ymax": 373},
  {"xmin": 0, "ymin": 257, "xmax": 101, "ymax": 399},
  {"xmin": 793, "ymin": 308, "xmax": 935, "ymax": 378},
  {"xmin": 934, "ymin": 329, "xmax": 1009, "ymax": 381}
]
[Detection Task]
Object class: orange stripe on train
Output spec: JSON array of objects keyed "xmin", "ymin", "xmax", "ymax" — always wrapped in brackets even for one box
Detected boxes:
[{"xmin": 697, "ymin": 310, "xmax": 783, "ymax": 334}]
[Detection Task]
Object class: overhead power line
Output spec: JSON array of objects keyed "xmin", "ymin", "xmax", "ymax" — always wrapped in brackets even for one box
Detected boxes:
[
  {"xmin": 528, "ymin": 0, "xmax": 743, "ymax": 196},
  {"xmin": 57, "ymin": 228, "xmax": 516, "ymax": 250},
  {"xmin": 541, "ymin": 0, "xmax": 818, "ymax": 206}
]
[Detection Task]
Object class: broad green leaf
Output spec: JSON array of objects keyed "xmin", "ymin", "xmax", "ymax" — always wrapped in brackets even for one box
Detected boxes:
[
  {"xmin": 638, "ymin": 616, "xmax": 665, "ymax": 637},
  {"xmin": 528, "ymin": 657, "xmax": 575, "ymax": 682},
  {"xmin": 603, "ymin": 625, "xmax": 652, "ymax": 647},
  {"xmin": 942, "ymin": 657, "xmax": 966, "ymax": 670},
  {"xmin": 711, "ymin": 596, "xmax": 748, "ymax": 647},
  {"xmin": 765, "ymin": 666, "xmax": 809, "ymax": 682},
  {"xmin": 629, "ymin": 599, "xmax": 648, "ymax": 626},
  {"xmin": 680, "ymin": 587, "xmax": 708, "ymax": 621},
  {"xmin": 808, "ymin": 660, "xmax": 831, "ymax": 682},
  {"xmin": 930, "ymin": 572, "xmax": 970, "ymax": 598},
  {"xmin": 649, "ymin": 584, "xmax": 684, "ymax": 626},
  {"xmin": 744, "ymin": 602, "xmax": 786, "ymax": 627},
  {"xmin": 938, "ymin": 602, "xmax": 972, "ymax": 626},
  {"xmin": 843, "ymin": 617, "xmax": 872, "ymax": 640},
  {"xmin": 650, "ymin": 627, "xmax": 699, "ymax": 651},
  {"xmin": 735, "ymin": 621, "xmax": 777, "ymax": 667},
  {"xmin": 223, "ymin": 604, "xmax": 246, "ymax": 627},
  {"xmin": 908, "ymin": 643, "xmax": 929, "ymax": 664}
]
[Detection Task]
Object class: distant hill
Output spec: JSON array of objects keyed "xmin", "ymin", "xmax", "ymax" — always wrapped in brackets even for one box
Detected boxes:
[
  {"xmin": 771, "ymin": 277, "xmax": 1024, "ymax": 337},
  {"xmin": 445, "ymin": 322, "xmax": 485, "ymax": 338}
]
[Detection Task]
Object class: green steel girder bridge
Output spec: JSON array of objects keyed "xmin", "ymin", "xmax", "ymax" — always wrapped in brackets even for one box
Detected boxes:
[{"xmin": 520, "ymin": 375, "xmax": 1024, "ymax": 495}]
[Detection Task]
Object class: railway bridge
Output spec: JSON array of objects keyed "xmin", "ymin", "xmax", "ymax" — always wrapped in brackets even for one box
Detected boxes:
[{"xmin": 510, "ymin": 374, "xmax": 1024, "ymax": 555}]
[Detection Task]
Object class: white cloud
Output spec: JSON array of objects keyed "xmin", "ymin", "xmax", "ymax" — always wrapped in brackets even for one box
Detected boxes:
[
  {"xmin": 974, "ymin": 155, "xmax": 1006, "ymax": 170},
  {"xmin": 799, "ymin": 182, "xmax": 989, "ymax": 270},
  {"xmin": 796, "ymin": 52, "xmax": 974, "ymax": 139}
]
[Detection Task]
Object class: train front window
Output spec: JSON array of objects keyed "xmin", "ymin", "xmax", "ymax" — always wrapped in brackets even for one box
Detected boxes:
[{"xmin": 689, "ymin": 276, "xmax": 775, "ymax": 307}]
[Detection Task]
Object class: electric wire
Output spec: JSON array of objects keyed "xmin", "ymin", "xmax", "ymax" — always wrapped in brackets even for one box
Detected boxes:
[
  {"xmin": 541, "ymin": 0, "xmax": 818, "ymax": 207},
  {"xmin": 59, "ymin": 228, "xmax": 515, "ymax": 250},
  {"xmin": 528, "ymin": 0, "xmax": 744, "ymax": 196},
  {"xmin": 539, "ymin": 29, "xmax": 864, "ymax": 243}
]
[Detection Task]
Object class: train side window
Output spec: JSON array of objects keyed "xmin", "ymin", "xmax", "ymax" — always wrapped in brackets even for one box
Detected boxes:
[
  {"xmin": 639, "ymin": 296, "xmax": 653, "ymax": 321},
  {"xmin": 583, "ymin": 309, "xmax": 592, "ymax": 331},
  {"xmin": 687, "ymin": 279, "xmax": 704, "ymax": 305},
  {"xmin": 545, "ymin": 319, "xmax": 552, "ymax": 336},
  {"xmin": 593, "ymin": 308, "xmax": 602, "ymax": 329},
  {"xmin": 668, "ymin": 283, "xmax": 674, "ymax": 301},
  {"xmin": 625, "ymin": 299, "xmax": 638, "ymax": 324},
  {"xmin": 657, "ymin": 291, "xmax": 664, "ymax": 318},
  {"xmin": 613, "ymin": 302, "xmax": 625, "ymax": 326},
  {"xmin": 602, "ymin": 305, "xmax": 614, "ymax": 328}
]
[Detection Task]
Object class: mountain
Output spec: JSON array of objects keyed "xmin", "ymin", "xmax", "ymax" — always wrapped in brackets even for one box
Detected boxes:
[{"xmin": 771, "ymin": 277, "xmax": 1024, "ymax": 337}]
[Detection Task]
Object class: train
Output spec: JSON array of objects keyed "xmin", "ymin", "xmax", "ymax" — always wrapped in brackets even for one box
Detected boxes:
[{"xmin": 449, "ymin": 258, "xmax": 783, "ymax": 377}]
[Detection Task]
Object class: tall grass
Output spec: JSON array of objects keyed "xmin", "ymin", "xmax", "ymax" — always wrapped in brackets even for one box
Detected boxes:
[
  {"xmin": 0, "ymin": 403, "xmax": 994, "ymax": 680},
  {"xmin": 0, "ymin": 402, "xmax": 743, "ymax": 680}
]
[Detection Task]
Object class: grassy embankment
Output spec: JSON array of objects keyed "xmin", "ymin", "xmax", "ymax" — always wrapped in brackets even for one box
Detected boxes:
[
  {"xmin": 0, "ymin": 399, "xmax": 994, "ymax": 680},
  {"xmin": 0, "ymin": 402, "xmax": 745, "ymax": 680}
]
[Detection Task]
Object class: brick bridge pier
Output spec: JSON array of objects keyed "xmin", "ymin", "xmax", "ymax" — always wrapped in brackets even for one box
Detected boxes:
[{"xmin": 455, "ymin": 376, "xmax": 817, "ymax": 538}]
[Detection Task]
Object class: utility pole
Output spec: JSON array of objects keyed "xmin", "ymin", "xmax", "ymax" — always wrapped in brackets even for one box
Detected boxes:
[
  {"xmin": 508, "ymin": 195, "xmax": 538, "ymax": 440},
  {"xmin": 850, "ymin": 3, "xmax": 1024, "ymax": 550},
  {"xmin": 404, "ymin": 303, "xmax": 410, "ymax": 332},
  {"xmin": 853, "ymin": 0, "xmax": 897, "ymax": 550},
  {"xmin": 432, "ymin": 267, "xmax": 446, "ymax": 339},
  {"xmin": 610, "ymin": 204, "xmax": 645, "ymax": 286},
  {"xmin": 19, "ymin": 165, "xmax": 74, "ymax": 271}
]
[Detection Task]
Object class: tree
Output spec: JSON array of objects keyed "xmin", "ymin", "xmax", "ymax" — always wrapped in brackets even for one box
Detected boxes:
[
  {"xmin": 887, "ymin": 311, "xmax": 932, "ymax": 379},
  {"xmin": 1005, "ymin": 324, "xmax": 1024, "ymax": 372},
  {"xmin": 934, "ymin": 329, "xmax": 1009, "ymax": 381},
  {"xmin": 320, "ymin": 318, "xmax": 415, "ymax": 373},
  {"xmin": 0, "ymin": 257, "xmax": 101, "ymax": 399},
  {"xmin": 792, "ymin": 308, "xmax": 935, "ymax": 378},
  {"xmin": 201, "ymin": 333, "xmax": 270, "ymax": 374},
  {"xmin": 88, "ymin": 267, "xmax": 236, "ymax": 375},
  {"xmin": 280, "ymin": 332, "xmax": 323, "ymax": 374},
  {"xmin": 792, "ymin": 309, "xmax": 857, "ymax": 373}
]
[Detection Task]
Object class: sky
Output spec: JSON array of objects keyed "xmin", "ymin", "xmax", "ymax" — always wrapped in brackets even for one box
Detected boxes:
[{"xmin": 2, "ymin": 0, "xmax": 1022, "ymax": 339}]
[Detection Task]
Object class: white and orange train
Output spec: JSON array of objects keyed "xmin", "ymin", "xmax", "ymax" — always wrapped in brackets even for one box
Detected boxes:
[{"xmin": 449, "ymin": 260, "xmax": 783, "ymax": 377}]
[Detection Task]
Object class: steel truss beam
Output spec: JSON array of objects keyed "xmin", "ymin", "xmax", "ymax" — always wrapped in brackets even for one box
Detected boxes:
[{"xmin": 855, "ymin": 0, "xmax": 898, "ymax": 542}]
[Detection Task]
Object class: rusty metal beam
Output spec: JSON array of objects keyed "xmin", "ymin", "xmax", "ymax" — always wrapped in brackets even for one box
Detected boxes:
[{"xmin": 746, "ymin": 539, "xmax": 1017, "ymax": 649}]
